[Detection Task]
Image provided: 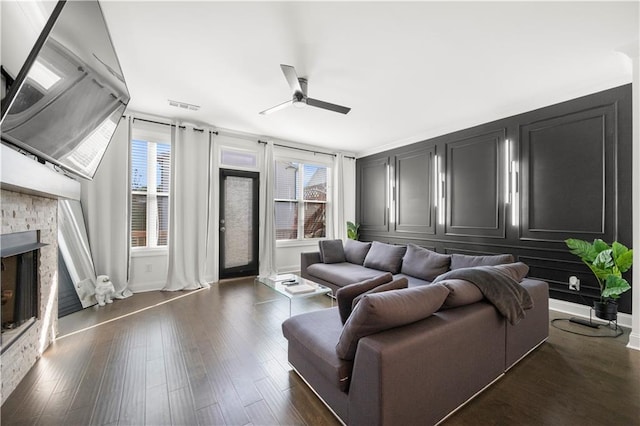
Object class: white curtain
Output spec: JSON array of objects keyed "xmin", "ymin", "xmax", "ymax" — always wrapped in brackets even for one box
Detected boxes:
[
  {"xmin": 332, "ymin": 153, "xmax": 356, "ymax": 240},
  {"xmin": 258, "ymin": 141, "xmax": 277, "ymax": 279},
  {"xmin": 164, "ymin": 126, "xmax": 213, "ymax": 290},
  {"xmin": 81, "ymin": 116, "xmax": 132, "ymax": 298},
  {"xmin": 332, "ymin": 153, "xmax": 346, "ymax": 240}
]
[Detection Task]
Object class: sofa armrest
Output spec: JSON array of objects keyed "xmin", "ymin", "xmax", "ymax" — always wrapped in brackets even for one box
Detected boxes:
[
  {"xmin": 505, "ymin": 278, "xmax": 549, "ymax": 369},
  {"xmin": 301, "ymin": 251, "xmax": 322, "ymax": 280},
  {"xmin": 347, "ymin": 303, "xmax": 505, "ymax": 426}
]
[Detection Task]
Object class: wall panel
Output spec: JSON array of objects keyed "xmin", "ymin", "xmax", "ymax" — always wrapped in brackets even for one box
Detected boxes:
[
  {"xmin": 358, "ymin": 157, "xmax": 388, "ymax": 232},
  {"xmin": 520, "ymin": 104, "xmax": 617, "ymax": 242},
  {"xmin": 394, "ymin": 147, "xmax": 435, "ymax": 235},
  {"xmin": 446, "ymin": 129, "xmax": 505, "ymax": 238}
]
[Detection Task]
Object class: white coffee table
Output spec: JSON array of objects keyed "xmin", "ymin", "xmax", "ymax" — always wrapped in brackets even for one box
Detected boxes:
[{"xmin": 255, "ymin": 273, "xmax": 333, "ymax": 316}]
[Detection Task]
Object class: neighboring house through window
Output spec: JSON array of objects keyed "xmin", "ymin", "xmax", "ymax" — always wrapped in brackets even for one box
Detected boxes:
[
  {"xmin": 130, "ymin": 125, "xmax": 171, "ymax": 248},
  {"xmin": 275, "ymin": 160, "xmax": 328, "ymax": 240}
]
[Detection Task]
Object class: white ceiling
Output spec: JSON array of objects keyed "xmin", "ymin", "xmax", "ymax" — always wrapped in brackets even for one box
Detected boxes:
[{"xmin": 101, "ymin": 1, "xmax": 639, "ymax": 157}]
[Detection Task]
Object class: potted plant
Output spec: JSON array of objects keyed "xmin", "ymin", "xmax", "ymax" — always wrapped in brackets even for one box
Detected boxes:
[
  {"xmin": 565, "ymin": 238, "xmax": 633, "ymax": 321},
  {"xmin": 347, "ymin": 221, "xmax": 360, "ymax": 240}
]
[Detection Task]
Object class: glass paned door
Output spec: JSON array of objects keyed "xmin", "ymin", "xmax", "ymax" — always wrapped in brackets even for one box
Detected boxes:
[{"xmin": 219, "ymin": 169, "xmax": 259, "ymax": 278}]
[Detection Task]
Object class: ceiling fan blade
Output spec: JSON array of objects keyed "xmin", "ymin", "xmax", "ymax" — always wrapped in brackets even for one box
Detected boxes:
[
  {"xmin": 259, "ymin": 99, "xmax": 293, "ymax": 115},
  {"xmin": 307, "ymin": 98, "xmax": 351, "ymax": 114},
  {"xmin": 280, "ymin": 64, "xmax": 302, "ymax": 93}
]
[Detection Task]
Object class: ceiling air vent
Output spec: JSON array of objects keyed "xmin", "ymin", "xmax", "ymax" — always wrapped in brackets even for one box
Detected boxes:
[{"xmin": 168, "ymin": 99, "xmax": 200, "ymax": 111}]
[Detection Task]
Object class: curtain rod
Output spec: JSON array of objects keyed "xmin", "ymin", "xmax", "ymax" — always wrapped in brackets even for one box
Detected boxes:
[
  {"xmin": 258, "ymin": 140, "xmax": 355, "ymax": 160},
  {"xmin": 131, "ymin": 117, "xmax": 219, "ymax": 135}
]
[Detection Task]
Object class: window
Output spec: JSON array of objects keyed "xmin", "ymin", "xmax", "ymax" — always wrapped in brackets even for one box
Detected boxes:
[
  {"xmin": 131, "ymin": 138, "xmax": 171, "ymax": 248},
  {"xmin": 274, "ymin": 161, "xmax": 328, "ymax": 240}
]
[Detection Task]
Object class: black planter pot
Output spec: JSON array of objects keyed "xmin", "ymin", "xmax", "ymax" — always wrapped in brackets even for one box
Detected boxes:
[{"xmin": 593, "ymin": 301, "xmax": 618, "ymax": 321}]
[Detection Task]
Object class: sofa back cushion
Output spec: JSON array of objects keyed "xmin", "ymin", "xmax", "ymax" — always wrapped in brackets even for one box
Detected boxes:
[
  {"xmin": 401, "ymin": 244, "xmax": 451, "ymax": 281},
  {"xmin": 336, "ymin": 284, "xmax": 450, "ymax": 360},
  {"xmin": 450, "ymin": 253, "xmax": 514, "ymax": 269},
  {"xmin": 440, "ymin": 279, "xmax": 484, "ymax": 309},
  {"xmin": 351, "ymin": 277, "xmax": 408, "ymax": 309},
  {"xmin": 336, "ymin": 273, "xmax": 393, "ymax": 324},
  {"xmin": 344, "ymin": 239, "xmax": 372, "ymax": 265},
  {"xmin": 363, "ymin": 241, "xmax": 407, "ymax": 274},
  {"xmin": 319, "ymin": 239, "xmax": 346, "ymax": 264}
]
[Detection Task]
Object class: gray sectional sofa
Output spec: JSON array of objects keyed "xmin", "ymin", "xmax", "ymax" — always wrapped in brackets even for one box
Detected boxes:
[{"xmin": 284, "ymin": 240, "xmax": 549, "ymax": 425}]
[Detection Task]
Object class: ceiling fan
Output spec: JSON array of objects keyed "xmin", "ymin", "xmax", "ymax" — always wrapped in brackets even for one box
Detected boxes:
[{"xmin": 259, "ymin": 64, "xmax": 351, "ymax": 115}]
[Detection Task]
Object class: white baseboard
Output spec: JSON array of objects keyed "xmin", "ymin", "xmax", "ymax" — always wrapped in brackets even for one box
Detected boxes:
[
  {"xmin": 628, "ymin": 332, "xmax": 640, "ymax": 351},
  {"xmin": 549, "ymin": 298, "xmax": 632, "ymax": 329},
  {"xmin": 277, "ymin": 265, "xmax": 300, "ymax": 274}
]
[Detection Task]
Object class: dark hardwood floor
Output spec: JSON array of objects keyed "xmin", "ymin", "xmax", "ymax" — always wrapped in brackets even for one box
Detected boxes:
[{"xmin": 2, "ymin": 277, "xmax": 639, "ymax": 425}]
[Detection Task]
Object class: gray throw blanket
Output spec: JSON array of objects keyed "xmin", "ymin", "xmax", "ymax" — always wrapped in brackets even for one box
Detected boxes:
[{"xmin": 433, "ymin": 266, "xmax": 533, "ymax": 325}]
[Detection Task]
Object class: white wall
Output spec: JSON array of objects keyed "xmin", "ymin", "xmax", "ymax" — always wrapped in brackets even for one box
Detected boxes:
[
  {"xmin": 276, "ymin": 242, "xmax": 319, "ymax": 273},
  {"xmin": 128, "ymin": 250, "xmax": 168, "ymax": 292}
]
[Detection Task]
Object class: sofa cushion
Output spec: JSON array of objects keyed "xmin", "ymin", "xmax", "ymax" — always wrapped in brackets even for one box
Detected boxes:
[
  {"xmin": 335, "ymin": 284, "xmax": 450, "ymax": 360},
  {"xmin": 307, "ymin": 262, "xmax": 388, "ymax": 287},
  {"xmin": 401, "ymin": 244, "xmax": 451, "ymax": 281},
  {"xmin": 282, "ymin": 307, "xmax": 354, "ymax": 392},
  {"xmin": 336, "ymin": 273, "xmax": 393, "ymax": 324},
  {"xmin": 363, "ymin": 241, "xmax": 407, "ymax": 274},
  {"xmin": 440, "ymin": 279, "xmax": 484, "ymax": 309},
  {"xmin": 352, "ymin": 277, "xmax": 409, "ymax": 309},
  {"xmin": 319, "ymin": 239, "xmax": 346, "ymax": 264},
  {"xmin": 492, "ymin": 262, "xmax": 529, "ymax": 282},
  {"xmin": 450, "ymin": 253, "xmax": 514, "ymax": 269},
  {"xmin": 344, "ymin": 239, "xmax": 372, "ymax": 265}
]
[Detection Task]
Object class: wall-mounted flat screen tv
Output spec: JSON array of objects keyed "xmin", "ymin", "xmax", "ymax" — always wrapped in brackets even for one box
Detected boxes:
[{"xmin": 0, "ymin": 0, "xmax": 129, "ymax": 180}]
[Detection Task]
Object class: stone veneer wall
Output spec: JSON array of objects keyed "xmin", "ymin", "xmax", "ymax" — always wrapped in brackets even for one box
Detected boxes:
[{"xmin": 1, "ymin": 189, "xmax": 58, "ymax": 404}]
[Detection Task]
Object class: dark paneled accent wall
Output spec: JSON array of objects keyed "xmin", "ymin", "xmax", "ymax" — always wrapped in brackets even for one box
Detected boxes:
[{"xmin": 356, "ymin": 84, "xmax": 632, "ymax": 313}]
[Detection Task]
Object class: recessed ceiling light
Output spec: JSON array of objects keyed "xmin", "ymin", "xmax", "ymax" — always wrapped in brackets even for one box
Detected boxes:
[{"xmin": 168, "ymin": 99, "xmax": 200, "ymax": 111}]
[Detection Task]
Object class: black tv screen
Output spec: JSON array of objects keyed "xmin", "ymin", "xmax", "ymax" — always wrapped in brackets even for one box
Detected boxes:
[{"xmin": 1, "ymin": 0, "xmax": 129, "ymax": 180}]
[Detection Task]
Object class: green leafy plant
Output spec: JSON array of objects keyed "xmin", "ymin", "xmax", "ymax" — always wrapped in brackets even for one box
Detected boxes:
[
  {"xmin": 565, "ymin": 238, "xmax": 633, "ymax": 300},
  {"xmin": 346, "ymin": 221, "xmax": 360, "ymax": 240}
]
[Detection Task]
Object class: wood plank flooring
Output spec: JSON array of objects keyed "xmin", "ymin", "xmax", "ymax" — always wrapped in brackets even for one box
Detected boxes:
[{"xmin": 2, "ymin": 277, "xmax": 640, "ymax": 425}]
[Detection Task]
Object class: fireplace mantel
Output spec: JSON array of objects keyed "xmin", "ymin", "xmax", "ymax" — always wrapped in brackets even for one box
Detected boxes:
[{"xmin": 1, "ymin": 144, "xmax": 81, "ymax": 200}]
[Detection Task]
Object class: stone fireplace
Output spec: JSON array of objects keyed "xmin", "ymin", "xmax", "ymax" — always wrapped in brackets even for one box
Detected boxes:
[{"xmin": 0, "ymin": 189, "xmax": 58, "ymax": 404}]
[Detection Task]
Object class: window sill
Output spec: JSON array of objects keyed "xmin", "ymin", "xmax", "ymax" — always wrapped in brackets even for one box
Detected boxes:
[
  {"xmin": 276, "ymin": 239, "xmax": 324, "ymax": 249},
  {"xmin": 131, "ymin": 247, "xmax": 168, "ymax": 257}
]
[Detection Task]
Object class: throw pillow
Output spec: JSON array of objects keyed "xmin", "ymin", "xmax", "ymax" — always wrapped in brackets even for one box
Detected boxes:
[
  {"xmin": 344, "ymin": 239, "xmax": 372, "ymax": 265},
  {"xmin": 450, "ymin": 253, "xmax": 514, "ymax": 269},
  {"xmin": 336, "ymin": 273, "xmax": 393, "ymax": 324},
  {"xmin": 491, "ymin": 262, "xmax": 529, "ymax": 282},
  {"xmin": 335, "ymin": 284, "xmax": 451, "ymax": 360},
  {"xmin": 401, "ymin": 244, "xmax": 451, "ymax": 281},
  {"xmin": 318, "ymin": 239, "xmax": 346, "ymax": 264},
  {"xmin": 351, "ymin": 277, "xmax": 409, "ymax": 309},
  {"xmin": 440, "ymin": 279, "xmax": 484, "ymax": 309},
  {"xmin": 363, "ymin": 241, "xmax": 407, "ymax": 274}
]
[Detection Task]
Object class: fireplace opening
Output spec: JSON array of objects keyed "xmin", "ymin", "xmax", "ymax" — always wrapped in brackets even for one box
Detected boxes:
[{"xmin": 0, "ymin": 230, "xmax": 45, "ymax": 350}]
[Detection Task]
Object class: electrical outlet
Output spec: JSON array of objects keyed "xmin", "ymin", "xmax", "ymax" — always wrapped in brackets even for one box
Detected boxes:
[
  {"xmin": 569, "ymin": 276, "xmax": 580, "ymax": 291},
  {"xmin": 145, "ymin": 264, "xmax": 152, "ymax": 273}
]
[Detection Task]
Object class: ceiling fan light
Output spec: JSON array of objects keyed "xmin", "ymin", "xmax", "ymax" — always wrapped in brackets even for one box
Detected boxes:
[{"xmin": 293, "ymin": 99, "xmax": 306, "ymax": 108}]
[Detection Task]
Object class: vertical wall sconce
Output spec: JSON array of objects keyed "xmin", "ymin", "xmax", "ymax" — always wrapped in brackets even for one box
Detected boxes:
[
  {"xmin": 386, "ymin": 163, "xmax": 396, "ymax": 226},
  {"xmin": 511, "ymin": 158, "xmax": 519, "ymax": 227},
  {"xmin": 505, "ymin": 138, "xmax": 519, "ymax": 226},
  {"xmin": 433, "ymin": 154, "xmax": 439, "ymax": 207},
  {"xmin": 505, "ymin": 139, "xmax": 511, "ymax": 203},
  {"xmin": 434, "ymin": 154, "xmax": 445, "ymax": 226}
]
